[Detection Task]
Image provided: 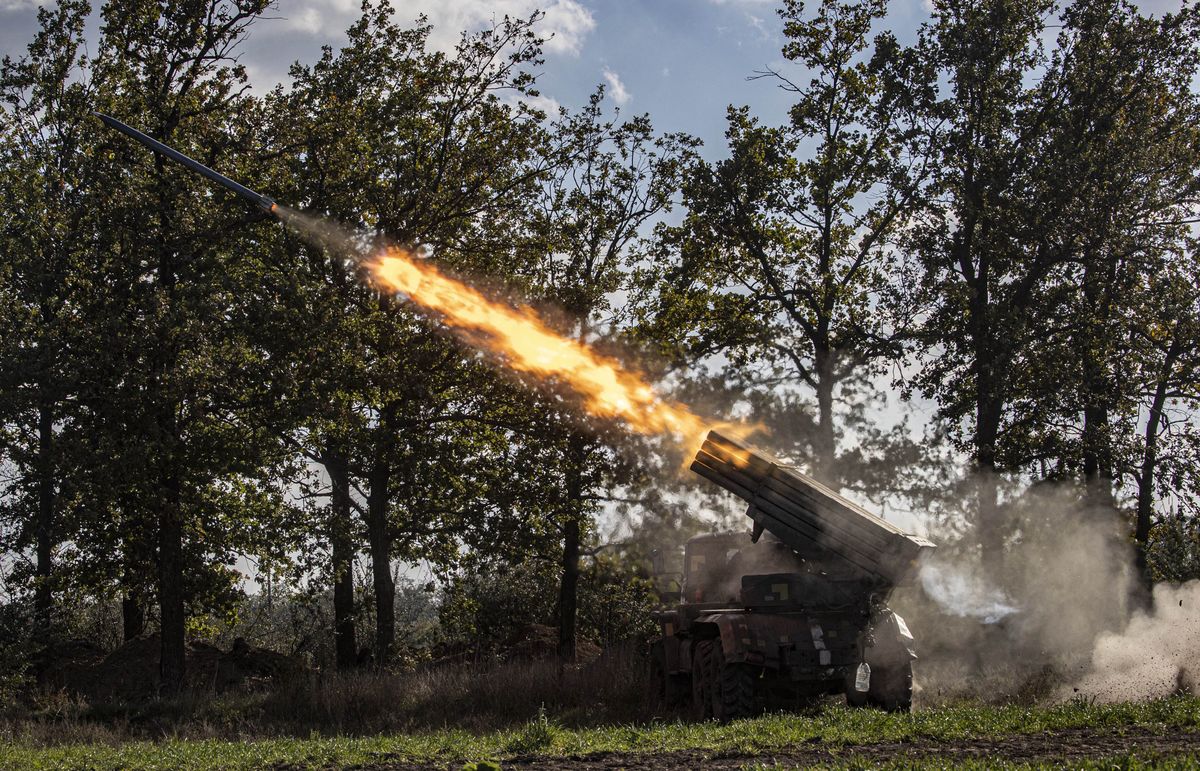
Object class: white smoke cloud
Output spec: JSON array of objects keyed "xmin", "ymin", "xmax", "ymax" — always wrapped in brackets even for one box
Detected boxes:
[
  {"xmin": 899, "ymin": 483, "xmax": 1144, "ymax": 705},
  {"xmin": 919, "ymin": 558, "xmax": 1018, "ymax": 624}
]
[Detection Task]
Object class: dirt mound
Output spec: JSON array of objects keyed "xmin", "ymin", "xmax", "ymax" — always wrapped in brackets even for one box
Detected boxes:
[
  {"xmin": 39, "ymin": 634, "xmax": 306, "ymax": 703},
  {"xmin": 504, "ymin": 624, "xmax": 602, "ymax": 663},
  {"xmin": 428, "ymin": 625, "xmax": 604, "ymax": 667}
]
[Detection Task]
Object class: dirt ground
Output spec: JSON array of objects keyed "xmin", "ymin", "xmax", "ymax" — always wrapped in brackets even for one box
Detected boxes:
[{"xmin": 348, "ymin": 726, "xmax": 1200, "ymax": 770}]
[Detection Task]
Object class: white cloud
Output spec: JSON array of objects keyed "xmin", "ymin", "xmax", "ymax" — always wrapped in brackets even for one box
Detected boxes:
[
  {"xmin": 277, "ymin": 0, "xmax": 358, "ymax": 35},
  {"xmin": 745, "ymin": 12, "xmax": 774, "ymax": 41},
  {"xmin": 503, "ymin": 91, "xmax": 563, "ymax": 117},
  {"xmin": 602, "ymin": 67, "xmax": 630, "ymax": 104},
  {"xmin": 522, "ymin": 92, "xmax": 563, "ymax": 115},
  {"xmin": 282, "ymin": 0, "xmax": 595, "ymax": 56},
  {"xmin": 535, "ymin": 0, "xmax": 595, "ymax": 56},
  {"xmin": 0, "ymin": 0, "xmax": 48, "ymax": 9}
]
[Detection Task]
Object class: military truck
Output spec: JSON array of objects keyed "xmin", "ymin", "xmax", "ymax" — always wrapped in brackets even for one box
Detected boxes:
[{"xmin": 650, "ymin": 431, "xmax": 936, "ymax": 720}]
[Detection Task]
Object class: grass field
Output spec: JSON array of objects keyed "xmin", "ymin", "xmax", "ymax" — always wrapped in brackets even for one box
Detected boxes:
[{"xmin": 2, "ymin": 695, "xmax": 1198, "ymax": 770}]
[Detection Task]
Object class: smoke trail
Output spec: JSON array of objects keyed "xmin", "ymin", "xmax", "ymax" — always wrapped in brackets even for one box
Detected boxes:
[{"xmin": 274, "ymin": 204, "xmax": 369, "ymax": 261}]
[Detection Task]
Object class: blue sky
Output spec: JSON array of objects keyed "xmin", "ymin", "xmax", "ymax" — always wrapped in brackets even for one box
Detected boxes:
[
  {"xmin": 248, "ymin": 0, "xmax": 938, "ymax": 153},
  {"xmin": 0, "ymin": 0, "xmax": 921, "ymax": 155},
  {"xmin": 1, "ymin": 0, "xmax": 1179, "ymax": 155}
]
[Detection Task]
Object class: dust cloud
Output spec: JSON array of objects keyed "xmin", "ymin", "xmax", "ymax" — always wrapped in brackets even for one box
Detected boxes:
[
  {"xmin": 1067, "ymin": 580, "xmax": 1200, "ymax": 702},
  {"xmin": 895, "ymin": 483, "xmax": 1196, "ymax": 705}
]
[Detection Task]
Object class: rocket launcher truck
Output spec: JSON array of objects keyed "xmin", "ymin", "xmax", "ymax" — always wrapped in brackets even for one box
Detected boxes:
[{"xmin": 650, "ymin": 430, "xmax": 936, "ymax": 719}]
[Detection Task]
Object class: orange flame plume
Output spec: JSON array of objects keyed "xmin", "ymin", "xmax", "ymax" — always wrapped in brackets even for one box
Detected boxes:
[{"xmin": 371, "ymin": 248, "xmax": 714, "ymax": 453}]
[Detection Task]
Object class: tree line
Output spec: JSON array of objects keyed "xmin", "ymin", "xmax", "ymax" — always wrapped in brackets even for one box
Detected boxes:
[{"xmin": 2, "ymin": 0, "xmax": 1198, "ymax": 695}]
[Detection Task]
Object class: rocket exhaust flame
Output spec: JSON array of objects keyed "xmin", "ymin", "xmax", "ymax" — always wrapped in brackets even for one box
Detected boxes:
[
  {"xmin": 371, "ymin": 248, "xmax": 717, "ymax": 452},
  {"xmin": 96, "ymin": 113, "xmax": 732, "ymax": 453}
]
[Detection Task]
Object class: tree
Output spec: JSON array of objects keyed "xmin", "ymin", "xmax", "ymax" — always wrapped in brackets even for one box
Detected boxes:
[
  {"xmin": 92, "ymin": 0, "xmax": 292, "ymax": 693},
  {"xmin": 269, "ymin": 2, "xmax": 565, "ymax": 665},
  {"xmin": 1048, "ymin": 1, "xmax": 1200, "ymax": 582},
  {"xmin": 523, "ymin": 95, "xmax": 694, "ymax": 661},
  {"xmin": 906, "ymin": 0, "xmax": 1075, "ymax": 572},
  {"xmin": 1127, "ymin": 256, "xmax": 1200, "ymax": 583},
  {"xmin": 1028, "ymin": 0, "xmax": 1200, "ymax": 512},
  {"xmin": 910, "ymin": 0, "xmax": 1200, "ymax": 575},
  {"xmin": 0, "ymin": 0, "xmax": 106, "ymax": 635},
  {"xmin": 643, "ymin": 0, "xmax": 927, "ymax": 491}
]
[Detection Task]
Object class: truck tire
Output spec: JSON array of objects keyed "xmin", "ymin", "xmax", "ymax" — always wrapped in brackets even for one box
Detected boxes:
[
  {"xmin": 869, "ymin": 660, "xmax": 913, "ymax": 712},
  {"xmin": 692, "ymin": 640, "xmax": 717, "ymax": 720},
  {"xmin": 713, "ymin": 646, "xmax": 756, "ymax": 722}
]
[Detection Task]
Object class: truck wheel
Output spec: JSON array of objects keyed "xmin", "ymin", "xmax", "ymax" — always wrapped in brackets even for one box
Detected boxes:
[
  {"xmin": 713, "ymin": 646, "xmax": 756, "ymax": 722},
  {"xmin": 691, "ymin": 640, "xmax": 717, "ymax": 720},
  {"xmin": 869, "ymin": 660, "xmax": 913, "ymax": 712}
]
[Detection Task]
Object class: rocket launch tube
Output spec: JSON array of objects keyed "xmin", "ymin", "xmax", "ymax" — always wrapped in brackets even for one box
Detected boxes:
[
  {"xmin": 94, "ymin": 112, "xmax": 277, "ymax": 213},
  {"xmin": 691, "ymin": 430, "xmax": 936, "ymax": 585}
]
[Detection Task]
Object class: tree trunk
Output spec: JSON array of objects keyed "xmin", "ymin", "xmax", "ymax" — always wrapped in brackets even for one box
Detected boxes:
[
  {"xmin": 325, "ymin": 451, "xmax": 358, "ymax": 670},
  {"xmin": 122, "ymin": 542, "xmax": 146, "ymax": 642},
  {"xmin": 812, "ymin": 346, "xmax": 837, "ymax": 485},
  {"xmin": 367, "ymin": 456, "xmax": 395, "ymax": 666},
  {"xmin": 975, "ymin": 352, "xmax": 1006, "ymax": 577},
  {"xmin": 34, "ymin": 399, "xmax": 55, "ymax": 633},
  {"xmin": 122, "ymin": 595, "xmax": 146, "ymax": 642},
  {"xmin": 149, "ymin": 137, "xmax": 187, "ymax": 697},
  {"xmin": 158, "ymin": 469, "xmax": 185, "ymax": 695},
  {"xmin": 1134, "ymin": 338, "xmax": 1179, "ymax": 590},
  {"xmin": 558, "ymin": 435, "xmax": 587, "ymax": 663},
  {"xmin": 558, "ymin": 515, "xmax": 581, "ymax": 663},
  {"xmin": 967, "ymin": 249, "xmax": 1007, "ymax": 579},
  {"xmin": 975, "ymin": 457, "xmax": 1003, "ymax": 578},
  {"xmin": 1080, "ymin": 254, "xmax": 1117, "ymax": 515},
  {"xmin": 1082, "ymin": 404, "xmax": 1117, "ymax": 513}
]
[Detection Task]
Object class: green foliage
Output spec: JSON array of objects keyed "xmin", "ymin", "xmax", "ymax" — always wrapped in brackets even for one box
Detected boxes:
[
  {"xmin": 439, "ymin": 553, "xmax": 658, "ymax": 653},
  {"xmin": 0, "ymin": 602, "xmax": 36, "ymax": 710},
  {"xmin": 505, "ymin": 705, "xmax": 559, "ymax": 754},
  {"xmin": 640, "ymin": 0, "xmax": 926, "ymax": 491},
  {"xmin": 1148, "ymin": 513, "xmax": 1200, "ymax": 584}
]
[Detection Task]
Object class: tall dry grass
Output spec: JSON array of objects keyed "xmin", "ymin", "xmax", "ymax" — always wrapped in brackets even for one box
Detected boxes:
[{"xmin": 0, "ymin": 646, "xmax": 656, "ymax": 746}]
